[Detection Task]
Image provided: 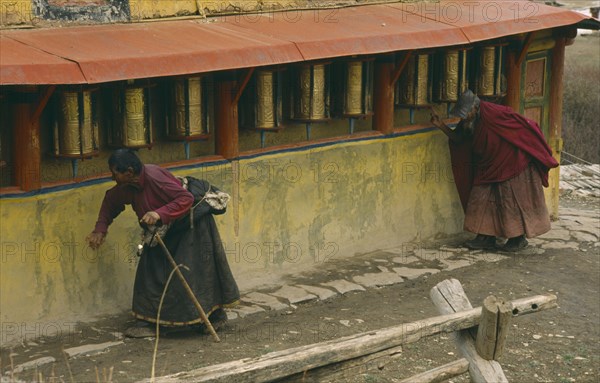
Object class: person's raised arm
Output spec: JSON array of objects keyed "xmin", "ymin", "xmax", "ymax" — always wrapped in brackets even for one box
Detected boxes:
[
  {"xmin": 86, "ymin": 188, "xmax": 126, "ymax": 249},
  {"xmin": 430, "ymin": 107, "xmax": 462, "ymax": 144}
]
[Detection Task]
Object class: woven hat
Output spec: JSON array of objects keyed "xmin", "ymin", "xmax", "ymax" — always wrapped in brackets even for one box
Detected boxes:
[{"xmin": 450, "ymin": 90, "xmax": 478, "ymax": 118}]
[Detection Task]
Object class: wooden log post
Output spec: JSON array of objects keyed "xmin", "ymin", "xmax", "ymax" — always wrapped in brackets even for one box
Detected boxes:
[
  {"xmin": 475, "ymin": 296, "xmax": 513, "ymax": 360},
  {"xmin": 430, "ymin": 279, "xmax": 508, "ymax": 383}
]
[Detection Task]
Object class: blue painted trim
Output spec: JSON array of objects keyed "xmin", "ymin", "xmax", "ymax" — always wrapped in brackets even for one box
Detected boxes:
[
  {"xmin": 0, "ymin": 158, "xmax": 231, "ymax": 199},
  {"xmin": 1, "ymin": 126, "xmax": 442, "ymax": 199}
]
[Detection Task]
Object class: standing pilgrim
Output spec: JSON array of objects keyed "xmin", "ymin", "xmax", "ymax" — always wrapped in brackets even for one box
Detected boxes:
[
  {"xmin": 430, "ymin": 90, "xmax": 559, "ymax": 252},
  {"xmin": 86, "ymin": 149, "xmax": 239, "ymax": 337}
]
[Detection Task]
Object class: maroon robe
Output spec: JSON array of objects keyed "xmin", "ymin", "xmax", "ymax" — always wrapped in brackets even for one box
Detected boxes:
[
  {"xmin": 94, "ymin": 164, "xmax": 193, "ymax": 233},
  {"xmin": 93, "ymin": 166, "xmax": 239, "ymax": 326},
  {"xmin": 449, "ymin": 101, "xmax": 559, "ymax": 212}
]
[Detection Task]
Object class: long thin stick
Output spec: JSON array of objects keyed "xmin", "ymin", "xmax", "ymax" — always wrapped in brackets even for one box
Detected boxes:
[
  {"xmin": 154, "ymin": 233, "xmax": 220, "ymax": 342},
  {"xmin": 152, "ymin": 263, "xmax": 188, "ymax": 381}
]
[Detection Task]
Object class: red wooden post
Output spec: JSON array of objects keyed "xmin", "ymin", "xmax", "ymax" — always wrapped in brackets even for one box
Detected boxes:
[
  {"xmin": 13, "ymin": 88, "xmax": 41, "ymax": 191},
  {"xmin": 373, "ymin": 58, "xmax": 395, "ymax": 135},
  {"xmin": 215, "ymin": 79, "xmax": 239, "ymax": 159},
  {"xmin": 504, "ymin": 48, "xmax": 521, "ymax": 111}
]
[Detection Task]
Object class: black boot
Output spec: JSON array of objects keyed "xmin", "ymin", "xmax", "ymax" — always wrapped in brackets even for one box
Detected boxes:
[
  {"xmin": 464, "ymin": 234, "xmax": 496, "ymax": 250},
  {"xmin": 502, "ymin": 235, "xmax": 528, "ymax": 252}
]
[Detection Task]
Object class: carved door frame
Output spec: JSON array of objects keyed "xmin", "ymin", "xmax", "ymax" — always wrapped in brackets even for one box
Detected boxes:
[{"xmin": 520, "ymin": 50, "xmax": 552, "ymax": 140}]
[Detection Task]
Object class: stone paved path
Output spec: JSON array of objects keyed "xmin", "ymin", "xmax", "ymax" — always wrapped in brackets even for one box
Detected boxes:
[{"xmin": 225, "ymin": 204, "xmax": 598, "ymax": 321}]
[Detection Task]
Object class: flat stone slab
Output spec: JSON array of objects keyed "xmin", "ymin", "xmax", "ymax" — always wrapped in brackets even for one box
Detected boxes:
[
  {"xmin": 560, "ymin": 207, "xmax": 599, "ymax": 218},
  {"xmin": 270, "ymin": 286, "xmax": 317, "ymax": 304},
  {"xmin": 538, "ymin": 229, "xmax": 571, "ymax": 241},
  {"xmin": 558, "ymin": 217, "xmax": 599, "ymax": 233},
  {"xmin": 64, "ymin": 341, "xmax": 124, "ymax": 358},
  {"xmin": 439, "ymin": 245, "xmax": 464, "ymax": 253},
  {"xmin": 297, "ymin": 284, "xmax": 338, "ymax": 301},
  {"xmin": 230, "ymin": 305, "xmax": 265, "ymax": 318},
  {"xmin": 468, "ymin": 252, "xmax": 506, "ymax": 263},
  {"xmin": 352, "ymin": 272, "xmax": 403, "ymax": 287},
  {"xmin": 10, "ymin": 356, "xmax": 56, "ymax": 373},
  {"xmin": 225, "ymin": 310, "xmax": 238, "ymax": 320},
  {"xmin": 440, "ymin": 259, "xmax": 473, "ymax": 271},
  {"xmin": 242, "ymin": 292, "xmax": 288, "ymax": 311},
  {"xmin": 392, "ymin": 256, "xmax": 420, "ymax": 264},
  {"xmin": 321, "ymin": 279, "xmax": 366, "ymax": 294},
  {"xmin": 528, "ymin": 238, "xmax": 547, "ymax": 246},
  {"xmin": 392, "ymin": 267, "xmax": 440, "ymax": 279},
  {"xmin": 541, "ymin": 241, "xmax": 580, "ymax": 250},
  {"xmin": 415, "ymin": 249, "xmax": 454, "ymax": 261},
  {"xmin": 571, "ymin": 231, "xmax": 599, "ymax": 242}
]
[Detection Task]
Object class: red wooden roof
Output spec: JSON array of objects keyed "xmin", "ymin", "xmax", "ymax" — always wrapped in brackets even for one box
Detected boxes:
[{"xmin": 1, "ymin": 1, "xmax": 597, "ymax": 85}]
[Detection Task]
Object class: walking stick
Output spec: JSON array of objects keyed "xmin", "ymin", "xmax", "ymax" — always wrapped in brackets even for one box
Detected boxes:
[{"xmin": 153, "ymin": 233, "xmax": 221, "ymax": 343}]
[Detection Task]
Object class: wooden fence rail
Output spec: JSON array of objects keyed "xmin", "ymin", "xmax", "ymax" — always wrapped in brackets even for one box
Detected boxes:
[{"xmin": 144, "ymin": 279, "xmax": 557, "ymax": 383}]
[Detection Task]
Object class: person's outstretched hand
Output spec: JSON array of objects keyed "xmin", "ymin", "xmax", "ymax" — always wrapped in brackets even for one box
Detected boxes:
[
  {"xmin": 430, "ymin": 107, "xmax": 442, "ymax": 128},
  {"xmin": 86, "ymin": 231, "xmax": 106, "ymax": 250}
]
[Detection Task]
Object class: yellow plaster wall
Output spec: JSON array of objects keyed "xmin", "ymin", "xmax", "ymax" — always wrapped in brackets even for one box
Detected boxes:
[
  {"xmin": 0, "ymin": 129, "xmax": 463, "ymax": 345},
  {"xmin": 0, "ymin": 0, "xmax": 32, "ymax": 25},
  {"xmin": 128, "ymin": 0, "xmax": 385, "ymax": 20},
  {"xmin": 0, "ymin": 185, "xmax": 139, "ymax": 346},
  {"xmin": 129, "ymin": 0, "xmax": 198, "ymax": 20}
]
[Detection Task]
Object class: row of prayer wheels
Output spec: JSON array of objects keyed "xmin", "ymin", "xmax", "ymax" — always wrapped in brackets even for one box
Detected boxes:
[
  {"xmin": 238, "ymin": 60, "xmax": 375, "ymax": 130},
  {"xmin": 53, "ymin": 45, "xmax": 507, "ymax": 157},
  {"xmin": 397, "ymin": 45, "xmax": 507, "ymax": 106},
  {"xmin": 53, "ymin": 78, "xmax": 208, "ymax": 158}
]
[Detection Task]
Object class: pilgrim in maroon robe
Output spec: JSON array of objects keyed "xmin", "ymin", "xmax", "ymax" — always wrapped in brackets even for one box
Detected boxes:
[
  {"xmin": 449, "ymin": 100, "xmax": 559, "ymax": 239},
  {"xmin": 94, "ymin": 164, "xmax": 240, "ymax": 328}
]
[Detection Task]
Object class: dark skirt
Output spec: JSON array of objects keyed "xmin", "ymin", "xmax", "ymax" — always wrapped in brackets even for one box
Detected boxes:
[
  {"xmin": 464, "ymin": 163, "xmax": 551, "ymax": 239},
  {"xmin": 132, "ymin": 214, "xmax": 240, "ymax": 326}
]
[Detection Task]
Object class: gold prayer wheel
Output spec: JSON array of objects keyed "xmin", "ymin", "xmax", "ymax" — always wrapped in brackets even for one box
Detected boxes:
[
  {"xmin": 474, "ymin": 45, "xmax": 506, "ymax": 97},
  {"xmin": 167, "ymin": 77, "xmax": 207, "ymax": 139},
  {"xmin": 291, "ymin": 63, "xmax": 330, "ymax": 121},
  {"xmin": 256, "ymin": 70, "xmax": 276, "ymax": 129},
  {"xmin": 396, "ymin": 54, "xmax": 431, "ymax": 106},
  {"xmin": 342, "ymin": 60, "xmax": 374, "ymax": 117},
  {"xmin": 345, "ymin": 61, "xmax": 363, "ymax": 115},
  {"xmin": 109, "ymin": 85, "xmax": 153, "ymax": 148},
  {"xmin": 434, "ymin": 49, "xmax": 470, "ymax": 103},
  {"xmin": 239, "ymin": 69, "xmax": 283, "ymax": 130},
  {"xmin": 54, "ymin": 89, "xmax": 98, "ymax": 157}
]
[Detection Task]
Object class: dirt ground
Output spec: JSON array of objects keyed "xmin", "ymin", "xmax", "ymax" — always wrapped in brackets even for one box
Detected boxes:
[{"xmin": 1, "ymin": 192, "xmax": 598, "ymax": 383}]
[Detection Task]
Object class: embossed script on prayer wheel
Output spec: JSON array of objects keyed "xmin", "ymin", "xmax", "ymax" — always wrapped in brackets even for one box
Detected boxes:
[
  {"xmin": 123, "ymin": 88, "xmax": 149, "ymax": 147},
  {"xmin": 397, "ymin": 54, "xmax": 430, "ymax": 106},
  {"xmin": 170, "ymin": 77, "xmax": 203, "ymax": 138},
  {"xmin": 435, "ymin": 49, "xmax": 470, "ymax": 103},
  {"xmin": 436, "ymin": 50, "xmax": 465, "ymax": 102},
  {"xmin": 295, "ymin": 64, "xmax": 327, "ymax": 120},
  {"xmin": 477, "ymin": 46, "xmax": 496, "ymax": 97},
  {"xmin": 56, "ymin": 90, "xmax": 94, "ymax": 156},
  {"xmin": 256, "ymin": 70, "xmax": 276, "ymax": 129},
  {"xmin": 345, "ymin": 61, "xmax": 363, "ymax": 115}
]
